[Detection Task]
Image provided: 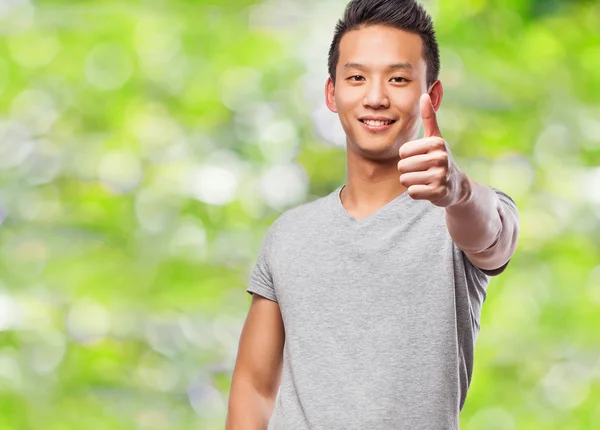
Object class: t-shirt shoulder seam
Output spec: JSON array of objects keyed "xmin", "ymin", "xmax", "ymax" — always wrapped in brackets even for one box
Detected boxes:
[{"xmin": 247, "ymin": 285, "xmax": 278, "ymax": 302}]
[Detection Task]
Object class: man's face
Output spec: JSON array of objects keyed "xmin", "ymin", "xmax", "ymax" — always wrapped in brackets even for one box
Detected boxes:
[{"xmin": 325, "ymin": 25, "xmax": 431, "ymax": 160}]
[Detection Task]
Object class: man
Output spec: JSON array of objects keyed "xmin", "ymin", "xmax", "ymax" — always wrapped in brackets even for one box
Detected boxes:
[{"xmin": 226, "ymin": 0, "xmax": 520, "ymax": 429}]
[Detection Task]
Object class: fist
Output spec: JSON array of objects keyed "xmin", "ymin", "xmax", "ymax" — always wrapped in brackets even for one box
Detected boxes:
[{"xmin": 397, "ymin": 93, "xmax": 466, "ymax": 208}]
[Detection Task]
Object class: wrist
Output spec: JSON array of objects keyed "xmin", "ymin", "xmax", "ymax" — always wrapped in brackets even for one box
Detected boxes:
[{"xmin": 449, "ymin": 171, "xmax": 472, "ymax": 209}]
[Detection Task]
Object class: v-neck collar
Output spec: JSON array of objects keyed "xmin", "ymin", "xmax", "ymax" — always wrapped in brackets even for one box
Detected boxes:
[{"xmin": 331, "ymin": 185, "xmax": 412, "ymax": 227}]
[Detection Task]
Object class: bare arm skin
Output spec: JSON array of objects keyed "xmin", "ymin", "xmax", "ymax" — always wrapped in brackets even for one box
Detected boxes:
[
  {"xmin": 445, "ymin": 175, "xmax": 519, "ymax": 273},
  {"xmin": 226, "ymin": 294, "xmax": 285, "ymax": 430}
]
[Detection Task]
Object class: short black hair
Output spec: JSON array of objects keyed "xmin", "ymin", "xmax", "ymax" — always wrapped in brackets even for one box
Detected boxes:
[{"xmin": 327, "ymin": 0, "xmax": 440, "ymax": 87}]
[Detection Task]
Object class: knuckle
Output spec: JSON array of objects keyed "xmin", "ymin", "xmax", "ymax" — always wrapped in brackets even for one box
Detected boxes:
[
  {"xmin": 438, "ymin": 168, "xmax": 449, "ymax": 184},
  {"xmin": 436, "ymin": 152, "xmax": 448, "ymax": 166},
  {"xmin": 428, "ymin": 138, "xmax": 442, "ymax": 152},
  {"xmin": 430, "ymin": 168, "xmax": 445, "ymax": 185}
]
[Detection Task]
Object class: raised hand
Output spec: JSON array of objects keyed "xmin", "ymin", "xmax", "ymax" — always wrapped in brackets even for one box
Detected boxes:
[{"xmin": 397, "ymin": 93, "xmax": 468, "ymax": 208}]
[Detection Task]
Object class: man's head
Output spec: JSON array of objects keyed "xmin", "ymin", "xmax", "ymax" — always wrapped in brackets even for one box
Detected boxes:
[
  {"xmin": 325, "ymin": 0, "xmax": 442, "ymax": 160},
  {"xmin": 328, "ymin": 0, "xmax": 439, "ymax": 88}
]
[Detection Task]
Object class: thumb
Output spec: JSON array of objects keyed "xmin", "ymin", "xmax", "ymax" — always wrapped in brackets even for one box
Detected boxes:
[{"xmin": 420, "ymin": 93, "xmax": 442, "ymax": 138}]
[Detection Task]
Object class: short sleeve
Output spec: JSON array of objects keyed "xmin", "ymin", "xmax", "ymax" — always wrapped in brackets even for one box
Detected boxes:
[
  {"xmin": 246, "ymin": 222, "xmax": 279, "ymax": 303},
  {"xmin": 494, "ymin": 188, "xmax": 519, "ymax": 227}
]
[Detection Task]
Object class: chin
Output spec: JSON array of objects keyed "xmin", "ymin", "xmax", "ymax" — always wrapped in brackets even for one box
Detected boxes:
[{"xmin": 351, "ymin": 139, "xmax": 400, "ymax": 160}]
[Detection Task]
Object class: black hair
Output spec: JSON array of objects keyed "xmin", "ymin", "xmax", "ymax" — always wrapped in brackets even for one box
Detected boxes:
[{"xmin": 328, "ymin": 0, "xmax": 440, "ymax": 87}]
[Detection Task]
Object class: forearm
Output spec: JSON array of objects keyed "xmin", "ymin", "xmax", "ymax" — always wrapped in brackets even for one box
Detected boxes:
[
  {"xmin": 445, "ymin": 174, "xmax": 519, "ymax": 270},
  {"xmin": 226, "ymin": 379, "xmax": 275, "ymax": 430}
]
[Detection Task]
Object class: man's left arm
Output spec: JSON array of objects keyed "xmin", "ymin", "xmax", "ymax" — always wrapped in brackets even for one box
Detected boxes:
[{"xmin": 445, "ymin": 174, "xmax": 519, "ymax": 275}]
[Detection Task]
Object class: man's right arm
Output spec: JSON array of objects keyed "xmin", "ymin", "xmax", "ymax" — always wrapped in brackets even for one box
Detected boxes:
[{"xmin": 226, "ymin": 293, "xmax": 285, "ymax": 430}]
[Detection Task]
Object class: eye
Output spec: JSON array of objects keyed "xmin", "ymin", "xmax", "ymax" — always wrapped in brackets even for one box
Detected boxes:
[
  {"xmin": 391, "ymin": 77, "xmax": 410, "ymax": 83},
  {"xmin": 348, "ymin": 75, "xmax": 365, "ymax": 82}
]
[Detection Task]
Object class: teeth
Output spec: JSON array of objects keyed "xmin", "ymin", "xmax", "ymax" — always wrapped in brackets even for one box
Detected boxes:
[{"xmin": 363, "ymin": 119, "xmax": 392, "ymax": 127}]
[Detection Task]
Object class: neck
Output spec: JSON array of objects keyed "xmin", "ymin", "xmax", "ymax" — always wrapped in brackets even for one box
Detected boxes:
[{"xmin": 340, "ymin": 142, "xmax": 408, "ymax": 211}]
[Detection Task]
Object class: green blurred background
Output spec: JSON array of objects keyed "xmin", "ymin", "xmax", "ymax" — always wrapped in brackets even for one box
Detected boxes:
[{"xmin": 0, "ymin": 0, "xmax": 599, "ymax": 428}]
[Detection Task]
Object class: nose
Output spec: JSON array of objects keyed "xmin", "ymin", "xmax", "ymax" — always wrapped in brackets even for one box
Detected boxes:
[{"xmin": 363, "ymin": 81, "xmax": 390, "ymax": 109}]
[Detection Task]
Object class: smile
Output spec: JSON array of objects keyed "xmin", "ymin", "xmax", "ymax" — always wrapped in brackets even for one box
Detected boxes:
[{"xmin": 359, "ymin": 119, "xmax": 396, "ymax": 131}]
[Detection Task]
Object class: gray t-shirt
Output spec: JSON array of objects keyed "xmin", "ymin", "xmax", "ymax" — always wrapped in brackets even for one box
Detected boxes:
[{"xmin": 247, "ymin": 185, "xmax": 516, "ymax": 430}]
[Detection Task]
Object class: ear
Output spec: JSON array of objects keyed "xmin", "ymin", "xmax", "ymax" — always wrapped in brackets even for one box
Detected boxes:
[
  {"xmin": 428, "ymin": 80, "xmax": 443, "ymax": 112},
  {"xmin": 325, "ymin": 77, "xmax": 337, "ymax": 113}
]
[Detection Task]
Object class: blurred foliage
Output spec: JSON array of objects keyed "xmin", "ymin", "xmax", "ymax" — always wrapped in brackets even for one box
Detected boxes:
[{"xmin": 0, "ymin": 0, "xmax": 599, "ymax": 429}]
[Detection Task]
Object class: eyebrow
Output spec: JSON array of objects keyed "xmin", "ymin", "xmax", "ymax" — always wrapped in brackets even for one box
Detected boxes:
[{"xmin": 343, "ymin": 62, "xmax": 413, "ymax": 71}]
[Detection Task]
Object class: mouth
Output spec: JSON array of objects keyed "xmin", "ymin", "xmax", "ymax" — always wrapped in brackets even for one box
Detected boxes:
[{"xmin": 358, "ymin": 118, "xmax": 396, "ymax": 132}]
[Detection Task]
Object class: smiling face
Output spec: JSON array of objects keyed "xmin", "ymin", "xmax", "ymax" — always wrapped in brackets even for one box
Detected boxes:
[{"xmin": 325, "ymin": 25, "xmax": 436, "ymax": 160}]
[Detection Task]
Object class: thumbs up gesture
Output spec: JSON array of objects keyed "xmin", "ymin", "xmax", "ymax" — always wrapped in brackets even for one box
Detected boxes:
[{"xmin": 397, "ymin": 93, "xmax": 468, "ymax": 208}]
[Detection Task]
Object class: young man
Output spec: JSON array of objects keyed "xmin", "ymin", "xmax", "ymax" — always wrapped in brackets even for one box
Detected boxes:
[{"xmin": 226, "ymin": 0, "xmax": 520, "ymax": 429}]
